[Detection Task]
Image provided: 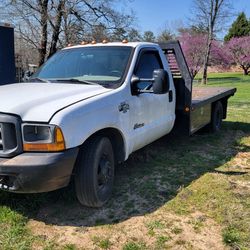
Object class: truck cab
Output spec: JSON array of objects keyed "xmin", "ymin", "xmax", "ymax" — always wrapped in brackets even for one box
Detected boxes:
[{"xmin": 0, "ymin": 41, "xmax": 236, "ymax": 207}]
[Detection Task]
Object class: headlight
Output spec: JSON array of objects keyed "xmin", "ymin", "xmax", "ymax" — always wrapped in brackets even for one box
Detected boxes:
[{"xmin": 22, "ymin": 124, "xmax": 65, "ymax": 152}]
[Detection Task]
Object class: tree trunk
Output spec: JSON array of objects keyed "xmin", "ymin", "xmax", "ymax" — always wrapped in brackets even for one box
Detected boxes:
[
  {"xmin": 242, "ymin": 66, "xmax": 249, "ymax": 75},
  {"xmin": 48, "ymin": 0, "xmax": 65, "ymax": 58},
  {"xmin": 38, "ymin": 0, "xmax": 49, "ymax": 66},
  {"xmin": 201, "ymin": 0, "xmax": 221, "ymax": 84},
  {"xmin": 201, "ymin": 37, "xmax": 212, "ymax": 84}
]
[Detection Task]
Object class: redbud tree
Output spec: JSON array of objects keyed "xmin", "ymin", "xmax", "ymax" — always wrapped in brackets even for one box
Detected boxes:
[{"xmin": 226, "ymin": 36, "xmax": 250, "ymax": 75}]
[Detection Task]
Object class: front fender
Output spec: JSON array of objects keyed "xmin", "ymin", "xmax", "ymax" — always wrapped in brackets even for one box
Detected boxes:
[{"xmin": 50, "ymin": 91, "xmax": 130, "ymax": 159}]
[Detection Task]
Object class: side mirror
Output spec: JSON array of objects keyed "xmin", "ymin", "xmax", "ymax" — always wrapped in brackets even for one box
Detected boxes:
[{"xmin": 152, "ymin": 69, "xmax": 170, "ymax": 94}]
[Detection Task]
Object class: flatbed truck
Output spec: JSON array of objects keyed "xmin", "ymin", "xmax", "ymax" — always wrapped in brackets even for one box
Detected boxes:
[{"xmin": 0, "ymin": 40, "xmax": 236, "ymax": 207}]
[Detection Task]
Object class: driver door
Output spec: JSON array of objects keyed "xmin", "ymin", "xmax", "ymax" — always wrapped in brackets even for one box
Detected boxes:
[{"xmin": 129, "ymin": 49, "xmax": 172, "ymax": 151}]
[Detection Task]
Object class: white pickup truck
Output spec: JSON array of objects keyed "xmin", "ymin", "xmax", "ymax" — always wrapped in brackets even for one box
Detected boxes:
[{"xmin": 0, "ymin": 41, "xmax": 236, "ymax": 207}]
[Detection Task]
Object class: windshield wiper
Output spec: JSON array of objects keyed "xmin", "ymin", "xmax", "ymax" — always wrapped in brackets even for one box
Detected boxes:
[
  {"xmin": 28, "ymin": 77, "xmax": 50, "ymax": 83},
  {"xmin": 52, "ymin": 78, "xmax": 98, "ymax": 85}
]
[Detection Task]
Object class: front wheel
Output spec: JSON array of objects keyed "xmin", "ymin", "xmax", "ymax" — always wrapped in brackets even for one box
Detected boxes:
[{"xmin": 74, "ymin": 137, "xmax": 114, "ymax": 207}]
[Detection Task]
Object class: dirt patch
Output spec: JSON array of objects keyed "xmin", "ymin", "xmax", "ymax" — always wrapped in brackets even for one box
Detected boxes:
[{"xmin": 27, "ymin": 210, "xmax": 227, "ymax": 249}]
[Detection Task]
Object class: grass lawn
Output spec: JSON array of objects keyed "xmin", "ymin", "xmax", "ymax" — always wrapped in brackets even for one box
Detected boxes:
[{"xmin": 0, "ymin": 72, "xmax": 249, "ymax": 249}]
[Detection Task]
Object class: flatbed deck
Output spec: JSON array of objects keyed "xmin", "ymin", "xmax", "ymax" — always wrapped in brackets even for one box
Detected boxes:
[{"xmin": 192, "ymin": 87, "xmax": 237, "ymax": 108}]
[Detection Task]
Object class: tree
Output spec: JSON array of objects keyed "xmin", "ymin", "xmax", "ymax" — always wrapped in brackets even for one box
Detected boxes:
[
  {"xmin": 226, "ymin": 36, "xmax": 250, "ymax": 75},
  {"xmin": 191, "ymin": 0, "xmax": 232, "ymax": 84},
  {"xmin": 209, "ymin": 40, "xmax": 230, "ymax": 69},
  {"xmin": 179, "ymin": 29, "xmax": 230, "ymax": 78},
  {"xmin": 48, "ymin": 0, "xmax": 65, "ymax": 58},
  {"xmin": 143, "ymin": 31, "xmax": 155, "ymax": 42},
  {"xmin": 2, "ymin": 0, "xmax": 135, "ymax": 66},
  {"xmin": 179, "ymin": 32, "xmax": 207, "ymax": 78},
  {"xmin": 111, "ymin": 27, "xmax": 128, "ymax": 41},
  {"xmin": 157, "ymin": 29, "xmax": 174, "ymax": 42},
  {"xmin": 178, "ymin": 25, "xmax": 207, "ymax": 36},
  {"xmin": 127, "ymin": 28, "xmax": 142, "ymax": 42},
  {"xmin": 224, "ymin": 12, "xmax": 250, "ymax": 41}
]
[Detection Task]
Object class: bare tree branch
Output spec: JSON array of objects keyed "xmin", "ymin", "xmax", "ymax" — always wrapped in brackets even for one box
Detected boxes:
[{"xmin": 190, "ymin": 0, "xmax": 233, "ymax": 84}]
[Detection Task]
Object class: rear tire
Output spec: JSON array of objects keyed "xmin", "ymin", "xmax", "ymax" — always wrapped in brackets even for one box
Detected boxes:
[
  {"xmin": 209, "ymin": 101, "xmax": 223, "ymax": 132},
  {"xmin": 75, "ymin": 137, "xmax": 114, "ymax": 207}
]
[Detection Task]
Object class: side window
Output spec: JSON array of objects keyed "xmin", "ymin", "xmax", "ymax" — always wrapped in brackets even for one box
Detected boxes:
[{"xmin": 134, "ymin": 51, "xmax": 163, "ymax": 90}]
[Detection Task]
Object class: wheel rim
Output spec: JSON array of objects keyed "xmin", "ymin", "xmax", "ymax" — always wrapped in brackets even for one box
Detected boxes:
[{"xmin": 97, "ymin": 154, "xmax": 112, "ymax": 191}]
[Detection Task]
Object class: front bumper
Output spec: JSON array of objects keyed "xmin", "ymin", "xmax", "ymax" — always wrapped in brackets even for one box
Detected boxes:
[{"xmin": 0, "ymin": 148, "xmax": 79, "ymax": 193}]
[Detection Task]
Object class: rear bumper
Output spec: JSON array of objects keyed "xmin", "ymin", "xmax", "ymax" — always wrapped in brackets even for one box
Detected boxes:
[{"xmin": 0, "ymin": 148, "xmax": 79, "ymax": 193}]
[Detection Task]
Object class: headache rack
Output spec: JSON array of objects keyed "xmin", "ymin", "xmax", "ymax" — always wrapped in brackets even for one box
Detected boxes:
[{"xmin": 159, "ymin": 41, "xmax": 193, "ymax": 135}]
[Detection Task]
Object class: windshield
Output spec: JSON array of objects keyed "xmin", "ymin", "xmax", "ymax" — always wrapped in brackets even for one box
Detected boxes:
[{"xmin": 31, "ymin": 46, "xmax": 133, "ymax": 88}]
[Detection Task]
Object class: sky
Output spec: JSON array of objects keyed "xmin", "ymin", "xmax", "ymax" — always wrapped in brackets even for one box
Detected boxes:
[{"xmin": 124, "ymin": 0, "xmax": 250, "ymax": 39}]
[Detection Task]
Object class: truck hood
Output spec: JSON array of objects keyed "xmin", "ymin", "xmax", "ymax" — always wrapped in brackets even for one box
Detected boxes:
[{"xmin": 0, "ymin": 82, "xmax": 111, "ymax": 122}]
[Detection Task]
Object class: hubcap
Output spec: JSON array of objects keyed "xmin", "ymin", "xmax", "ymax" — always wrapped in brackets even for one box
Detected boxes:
[{"xmin": 97, "ymin": 155, "xmax": 112, "ymax": 190}]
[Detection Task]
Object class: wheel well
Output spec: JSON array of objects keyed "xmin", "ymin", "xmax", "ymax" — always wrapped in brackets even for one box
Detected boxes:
[{"xmin": 83, "ymin": 128, "xmax": 126, "ymax": 164}]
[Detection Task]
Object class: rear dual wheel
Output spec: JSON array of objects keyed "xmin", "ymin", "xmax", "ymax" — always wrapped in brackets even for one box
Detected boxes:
[
  {"xmin": 210, "ymin": 101, "xmax": 223, "ymax": 132},
  {"xmin": 74, "ymin": 137, "xmax": 114, "ymax": 207}
]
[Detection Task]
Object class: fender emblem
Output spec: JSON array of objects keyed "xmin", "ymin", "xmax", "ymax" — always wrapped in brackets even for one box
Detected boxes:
[
  {"xmin": 118, "ymin": 102, "xmax": 129, "ymax": 113},
  {"xmin": 134, "ymin": 123, "xmax": 144, "ymax": 130}
]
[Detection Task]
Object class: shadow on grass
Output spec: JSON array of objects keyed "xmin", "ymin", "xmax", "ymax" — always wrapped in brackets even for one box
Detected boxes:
[
  {"xmin": 194, "ymin": 77, "xmax": 242, "ymax": 83},
  {"xmin": 195, "ymin": 76, "xmax": 250, "ymax": 84},
  {"xmin": 208, "ymin": 77, "xmax": 242, "ymax": 82},
  {"xmin": 0, "ymin": 121, "xmax": 249, "ymax": 227}
]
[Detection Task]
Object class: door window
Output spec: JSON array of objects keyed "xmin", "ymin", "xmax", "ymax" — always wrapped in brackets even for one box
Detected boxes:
[{"xmin": 134, "ymin": 51, "xmax": 163, "ymax": 90}]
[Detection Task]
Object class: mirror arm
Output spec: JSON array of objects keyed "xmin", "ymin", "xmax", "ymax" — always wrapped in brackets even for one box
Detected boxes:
[
  {"xmin": 139, "ymin": 78, "xmax": 154, "ymax": 82},
  {"xmin": 137, "ymin": 89, "xmax": 153, "ymax": 94}
]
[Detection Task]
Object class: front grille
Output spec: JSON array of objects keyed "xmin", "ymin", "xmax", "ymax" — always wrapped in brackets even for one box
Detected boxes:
[{"xmin": 0, "ymin": 114, "xmax": 22, "ymax": 158}]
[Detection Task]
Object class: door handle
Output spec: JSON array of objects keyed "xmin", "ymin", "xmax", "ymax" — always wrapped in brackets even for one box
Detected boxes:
[{"xmin": 169, "ymin": 90, "xmax": 173, "ymax": 102}]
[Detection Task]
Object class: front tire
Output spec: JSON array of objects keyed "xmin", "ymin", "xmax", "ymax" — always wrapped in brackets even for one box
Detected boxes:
[{"xmin": 75, "ymin": 137, "xmax": 114, "ymax": 207}]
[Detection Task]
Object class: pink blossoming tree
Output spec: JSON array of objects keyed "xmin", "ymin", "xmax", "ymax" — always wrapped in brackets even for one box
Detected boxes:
[
  {"xmin": 210, "ymin": 40, "xmax": 230, "ymax": 67},
  {"xmin": 179, "ymin": 32, "xmax": 207, "ymax": 78},
  {"xmin": 179, "ymin": 32, "xmax": 229, "ymax": 78},
  {"xmin": 226, "ymin": 36, "xmax": 250, "ymax": 75}
]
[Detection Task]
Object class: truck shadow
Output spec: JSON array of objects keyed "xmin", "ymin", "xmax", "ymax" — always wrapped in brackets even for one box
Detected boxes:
[
  {"xmin": 0, "ymin": 121, "xmax": 249, "ymax": 227},
  {"xmin": 195, "ymin": 76, "xmax": 250, "ymax": 84}
]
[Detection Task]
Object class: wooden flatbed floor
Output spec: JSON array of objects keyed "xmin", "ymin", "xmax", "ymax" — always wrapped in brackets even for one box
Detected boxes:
[{"xmin": 192, "ymin": 86, "xmax": 236, "ymax": 108}]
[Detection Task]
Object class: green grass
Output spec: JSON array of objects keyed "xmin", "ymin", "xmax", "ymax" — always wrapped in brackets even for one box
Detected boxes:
[
  {"xmin": 155, "ymin": 235, "xmax": 171, "ymax": 249},
  {"xmin": 122, "ymin": 241, "xmax": 147, "ymax": 250},
  {"xmin": 92, "ymin": 236, "xmax": 112, "ymax": 249},
  {"xmin": 0, "ymin": 71, "xmax": 249, "ymax": 249},
  {"xmin": 166, "ymin": 71, "xmax": 250, "ymax": 249},
  {"xmin": 0, "ymin": 206, "xmax": 34, "ymax": 249},
  {"xmin": 195, "ymin": 72, "xmax": 250, "ymax": 125}
]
